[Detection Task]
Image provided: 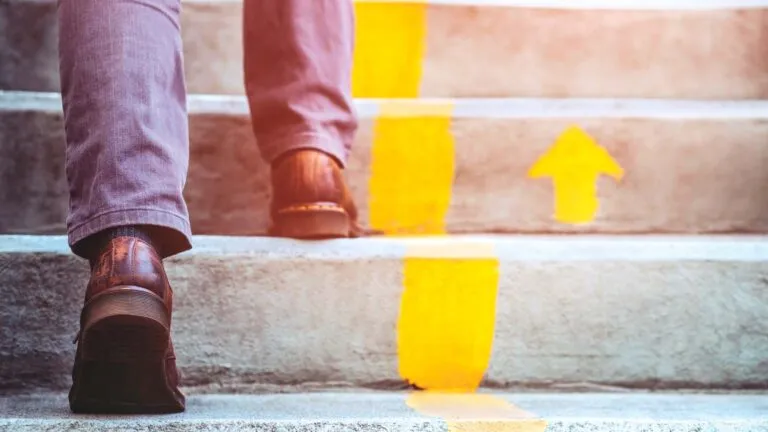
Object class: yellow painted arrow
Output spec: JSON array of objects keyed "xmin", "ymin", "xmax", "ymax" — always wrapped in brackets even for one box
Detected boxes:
[{"xmin": 528, "ymin": 126, "xmax": 624, "ymax": 224}]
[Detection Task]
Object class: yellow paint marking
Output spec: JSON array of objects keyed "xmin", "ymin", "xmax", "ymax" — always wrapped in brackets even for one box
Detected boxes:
[
  {"xmin": 352, "ymin": 1, "xmax": 427, "ymax": 98},
  {"xmin": 368, "ymin": 102, "xmax": 455, "ymax": 235},
  {"xmin": 372, "ymin": 100, "xmax": 456, "ymax": 118},
  {"xmin": 398, "ymin": 241, "xmax": 498, "ymax": 391},
  {"xmin": 528, "ymin": 125, "xmax": 624, "ymax": 224},
  {"xmin": 407, "ymin": 393, "xmax": 548, "ymax": 432}
]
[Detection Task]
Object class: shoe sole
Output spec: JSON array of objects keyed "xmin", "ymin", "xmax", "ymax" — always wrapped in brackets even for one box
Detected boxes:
[
  {"xmin": 69, "ymin": 286, "xmax": 185, "ymax": 414},
  {"xmin": 271, "ymin": 203, "xmax": 351, "ymax": 239}
]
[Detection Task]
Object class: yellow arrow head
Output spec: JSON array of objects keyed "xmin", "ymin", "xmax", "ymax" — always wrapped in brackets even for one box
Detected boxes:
[{"xmin": 528, "ymin": 125, "xmax": 624, "ymax": 180}]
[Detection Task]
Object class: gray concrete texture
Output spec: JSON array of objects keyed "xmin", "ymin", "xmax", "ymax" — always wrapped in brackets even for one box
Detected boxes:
[
  {"xmin": 2, "ymin": 0, "xmax": 768, "ymax": 98},
  {"xmin": 2, "ymin": 392, "xmax": 768, "ymax": 432},
  {"xmin": 1, "ymin": 234, "xmax": 768, "ymax": 392},
  {"xmin": 2, "ymin": 92, "xmax": 768, "ymax": 236}
]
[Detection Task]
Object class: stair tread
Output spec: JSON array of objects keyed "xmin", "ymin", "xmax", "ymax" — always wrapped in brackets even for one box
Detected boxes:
[
  {"xmin": 186, "ymin": 0, "xmax": 768, "ymax": 9},
  {"xmin": 2, "ymin": 234, "xmax": 768, "ymax": 261},
  {"xmin": 5, "ymin": 91, "xmax": 768, "ymax": 119},
  {"xmin": 2, "ymin": 392, "xmax": 767, "ymax": 430}
]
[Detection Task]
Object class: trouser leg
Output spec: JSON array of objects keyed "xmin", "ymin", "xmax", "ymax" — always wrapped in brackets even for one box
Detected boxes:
[
  {"xmin": 243, "ymin": 0, "xmax": 357, "ymax": 167},
  {"xmin": 58, "ymin": 0, "xmax": 192, "ymax": 258}
]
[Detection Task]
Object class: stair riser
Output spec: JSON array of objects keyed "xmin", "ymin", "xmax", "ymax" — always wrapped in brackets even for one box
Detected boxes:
[
  {"xmin": 2, "ymin": 97, "xmax": 768, "ymax": 235},
  {"xmin": 2, "ymin": 1, "xmax": 767, "ymax": 98},
  {"xmin": 1, "ymin": 236, "xmax": 766, "ymax": 391}
]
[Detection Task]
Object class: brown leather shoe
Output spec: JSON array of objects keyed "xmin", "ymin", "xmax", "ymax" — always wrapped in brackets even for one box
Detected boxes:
[
  {"xmin": 69, "ymin": 236, "xmax": 185, "ymax": 414},
  {"xmin": 269, "ymin": 149, "xmax": 363, "ymax": 238}
]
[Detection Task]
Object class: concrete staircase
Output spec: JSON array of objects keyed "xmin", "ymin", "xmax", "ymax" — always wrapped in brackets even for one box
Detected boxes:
[{"xmin": 2, "ymin": 0, "xmax": 768, "ymax": 428}]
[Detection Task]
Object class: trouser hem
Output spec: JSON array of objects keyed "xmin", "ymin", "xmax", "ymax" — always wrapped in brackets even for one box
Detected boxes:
[
  {"xmin": 68, "ymin": 208, "xmax": 192, "ymax": 259},
  {"xmin": 258, "ymin": 130, "xmax": 349, "ymax": 167}
]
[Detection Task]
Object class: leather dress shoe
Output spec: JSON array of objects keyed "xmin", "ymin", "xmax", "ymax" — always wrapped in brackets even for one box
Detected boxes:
[
  {"xmin": 269, "ymin": 149, "xmax": 364, "ymax": 238},
  {"xmin": 69, "ymin": 236, "xmax": 185, "ymax": 414}
]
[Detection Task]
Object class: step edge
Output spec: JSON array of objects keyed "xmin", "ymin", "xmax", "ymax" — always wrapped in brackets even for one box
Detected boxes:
[
  {"xmin": 2, "ymin": 234, "xmax": 767, "ymax": 262},
  {"xmin": 191, "ymin": 0, "xmax": 768, "ymax": 11},
  {"xmin": 3, "ymin": 91, "xmax": 768, "ymax": 120},
  {"xmin": 8, "ymin": 0, "xmax": 768, "ymax": 9},
  {"xmin": 2, "ymin": 393, "xmax": 768, "ymax": 426}
]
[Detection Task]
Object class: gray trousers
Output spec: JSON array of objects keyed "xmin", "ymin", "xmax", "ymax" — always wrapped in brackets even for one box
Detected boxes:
[{"xmin": 58, "ymin": 0, "xmax": 357, "ymax": 258}]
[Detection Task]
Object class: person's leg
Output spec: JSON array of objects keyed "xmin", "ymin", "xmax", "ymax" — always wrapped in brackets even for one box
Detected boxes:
[
  {"xmin": 243, "ymin": 0, "xmax": 361, "ymax": 238},
  {"xmin": 59, "ymin": 0, "xmax": 188, "ymax": 413},
  {"xmin": 60, "ymin": 0, "xmax": 191, "ymax": 258}
]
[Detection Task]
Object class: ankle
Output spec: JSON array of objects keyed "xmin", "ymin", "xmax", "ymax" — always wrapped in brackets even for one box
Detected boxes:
[
  {"xmin": 82, "ymin": 225, "xmax": 159, "ymax": 266},
  {"xmin": 272, "ymin": 148, "xmax": 342, "ymax": 170}
]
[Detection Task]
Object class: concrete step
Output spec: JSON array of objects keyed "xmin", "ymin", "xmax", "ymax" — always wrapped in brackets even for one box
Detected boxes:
[
  {"xmin": 1, "ymin": 392, "xmax": 768, "ymax": 431},
  {"xmin": 1, "ymin": 234, "xmax": 767, "ymax": 392},
  {"xmin": 3, "ymin": 91, "xmax": 768, "ymax": 236},
  {"xmin": 2, "ymin": 0, "xmax": 768, "ymax": 98}
]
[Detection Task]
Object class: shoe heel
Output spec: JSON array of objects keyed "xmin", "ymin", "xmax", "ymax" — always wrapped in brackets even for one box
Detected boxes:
[
  {"xmin": 271, "ymin": 203, "xmax": 351, "ymax": 239},
  {"xmin": 70, "ymin": 287, "xmax": 183, "ymax": 414},
  {"xmin": 79, "ymin": 286, "xmax": 169, "ymax": 361}
]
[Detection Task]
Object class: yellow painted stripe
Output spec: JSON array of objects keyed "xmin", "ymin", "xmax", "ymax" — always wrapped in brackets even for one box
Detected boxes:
[
  {"xmin": 368, "ymin": 102, "xmax": 455, "ymax": 235},
  {"xmin": 407, "ymin": 393, "xmax": 549, "ymax": 432},
  {"xmin": 352, "ymin": 1, "xmax": 427, "ymax": 98},
  {"xmin": 398, "ymin": 241, "xmax": 499, "ymax": 391}
]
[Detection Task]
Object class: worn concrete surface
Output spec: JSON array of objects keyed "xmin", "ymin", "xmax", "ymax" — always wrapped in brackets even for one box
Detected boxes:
[
  {"xmin": 0, "ymin": 0, "xmax": 59, "ymax": 93},
  {"xmin": 419, "ymin": 6, "xmax": 768, "ymax": 99},
  {"xmin": 1, "ymin": 392, "xmax": 767, "ymax": 431},
  {"xmin": 3, "ymin": 91, "xmax": 768, "ymax": 236},
  {"xmin": 2, "ymin": 0, "xmax": 768, "ymax": 98},
  {"xmin": 1, "ymin": 234, "xmax": 767, "ymax": 391}
]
